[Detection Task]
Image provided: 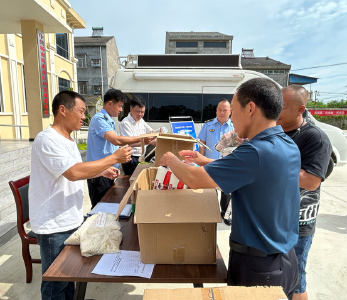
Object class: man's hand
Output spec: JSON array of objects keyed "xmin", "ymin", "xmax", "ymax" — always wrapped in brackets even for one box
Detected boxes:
[
  {"xmin": 149, "ymin": 138, "xmax": 157, "ymax": 146},
  {"xmin": 159, "ymin": 152, "xmax": 176, "ymax": 167},
  {"xmin": 113, "ymin": 146, "xmax": 132, "ymax": 163},
  {"xmin": 179, "ymin": 150, "xmax": 213, "ymax": 166},
  {"xmin": 142, "ymin": 137, "xmax": 155, "ymax": 145},
  {"xmin": 101, "ymin": 167, "xmax": 119, "ymax": 180}
]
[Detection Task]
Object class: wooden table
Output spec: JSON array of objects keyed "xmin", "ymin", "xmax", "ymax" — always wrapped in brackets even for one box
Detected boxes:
[{"xmin": 43, "ymin": 176, "xmax": 227, "ymax": 300}]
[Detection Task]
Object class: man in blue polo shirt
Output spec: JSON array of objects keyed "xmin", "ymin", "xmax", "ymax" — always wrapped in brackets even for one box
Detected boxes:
[
  {"xmin": 198, "ymin": 98, "xmax": 234, "ymax": 225},
  {"xmin": 159, "ymin": 78, "xmax": 300, "ymax": 300},
  {"xmin": 87, "ymin": 89, "xmax": 151, "ymax": 208}
]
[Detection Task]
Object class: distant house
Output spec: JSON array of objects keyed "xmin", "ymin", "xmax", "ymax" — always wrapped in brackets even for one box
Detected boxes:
[
  {"xmin": 241, "ymin": 49, "xmax": 291, "ymax": 87},
  {"xmin": 74, "ymin": 27, "xmax": 120, "ymax": 116},
  {"xmin": 165, "ymin": 31, "xmax": 233, "ymax": 54}
]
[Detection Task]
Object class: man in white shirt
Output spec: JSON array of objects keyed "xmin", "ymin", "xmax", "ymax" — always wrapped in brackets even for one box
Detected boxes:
[
  {"xmin": 29, "ymin": 90, "xmax": 131, "ymax": 300},
  {"xmin": 120, "ymin": 96, "xmax": 155, "ymax": 175}
]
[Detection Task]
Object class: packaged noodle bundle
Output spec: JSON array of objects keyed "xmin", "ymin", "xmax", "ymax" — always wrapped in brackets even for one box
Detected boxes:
[
  {"xmin": 214, "ymin": 130, "xmax": 247, "ymax": 156},
  {"xmin": 153, "ymin": 166, "xmax": 187, "ymax": 190}
]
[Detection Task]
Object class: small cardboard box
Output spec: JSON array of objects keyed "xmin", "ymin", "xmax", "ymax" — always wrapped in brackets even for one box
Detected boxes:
[
  {"xmin": 139, "ymin": 132, "xmax": 208, "ymax": 167},
  {"xmin": 132, "ymin": 167, "xmax": 221, "ymax": 264},
  {"xmin": 143, "ymin": 286, "xmax": 288, "ymax": 300},
  {"xmin": 129, "ymin": 163, "xmax": 152, "ymax": 185}
]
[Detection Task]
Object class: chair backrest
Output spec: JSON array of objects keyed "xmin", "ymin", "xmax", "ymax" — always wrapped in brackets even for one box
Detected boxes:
[{"xmin": 9, "ymin": 176, "xmax": 30, "ymax": 236}]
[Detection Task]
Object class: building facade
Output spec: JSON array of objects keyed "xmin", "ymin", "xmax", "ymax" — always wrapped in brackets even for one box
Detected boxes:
[
  {"xmin": 0, "ymin": 0, "xmax": 85, "ymax": 140},
  {"xmin": 165, "ymin": 32, "xmax": 233, "ymax": 55},
  {"xmin": 241, "ymin": 49, "xmax": 291, "ymax": 87},
  {"xmin": 74, "ymin": 28, "xmax": 121, "ymax": 116}
]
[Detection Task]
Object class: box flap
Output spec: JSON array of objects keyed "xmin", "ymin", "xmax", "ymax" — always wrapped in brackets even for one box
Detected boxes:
[
  {"xmin": 134, "ymin": 189, "xmax": 221, "ymax": 224},
  {"xmin": 143, "ymin": 286, "xmax": 288, "ymax": 300}
]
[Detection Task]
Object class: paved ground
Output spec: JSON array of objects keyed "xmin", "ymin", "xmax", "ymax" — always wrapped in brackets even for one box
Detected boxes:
[{"xmin": 0, "ymin": 164, "xmax": 346, "ymax": 300}]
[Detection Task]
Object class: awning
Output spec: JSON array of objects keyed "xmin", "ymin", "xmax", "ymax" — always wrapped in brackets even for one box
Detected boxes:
[{"xmin": 289, "ymin": 73, "xmax": 318, "ymax": 85}]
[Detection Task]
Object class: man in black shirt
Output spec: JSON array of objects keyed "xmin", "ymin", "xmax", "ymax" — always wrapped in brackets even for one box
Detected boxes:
[{"xmin": 277, "ymin": 85, "xmax": 332, "ymax": 300}]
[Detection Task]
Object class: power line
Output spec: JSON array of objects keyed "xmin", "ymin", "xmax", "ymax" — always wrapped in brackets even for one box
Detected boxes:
[{"xmin": 292, "ymin": 62, "xmax": 347, "ymax": 71}]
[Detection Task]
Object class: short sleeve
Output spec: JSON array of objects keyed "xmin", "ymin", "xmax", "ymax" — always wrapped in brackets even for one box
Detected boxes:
[
  {"xmin": 37, "ymin": 139, "xmax": 79, "ymax": 178},
  {"xmin": 93, "ymin": 116, "xmax": 114, "ymax": 138},
  {"xmin": 300, "ymin": 135, "xmax": 332, "ymax": 180},
  {"xmin": 204, "ymin": 143, "xmax": 259, "ymax": 194},
  {"xmin": 198, "ymin": 123, "xmax": 207, "ymax": 142}
]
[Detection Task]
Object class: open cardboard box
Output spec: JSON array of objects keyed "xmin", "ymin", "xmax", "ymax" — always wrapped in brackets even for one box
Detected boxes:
[
  {"xmin": 143, "ymin": 286, "xmax": 288, "ymax": 300},
  {"xmin": 139, "ymin": 132, "xmax": 209, "ymax": 167},
  {"xmin": 117, "ymin": 167, "xmax": 221, "ymax": 264}
]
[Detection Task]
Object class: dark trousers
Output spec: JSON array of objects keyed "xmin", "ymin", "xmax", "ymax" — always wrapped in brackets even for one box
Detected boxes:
[
  {"xmin": 122, "ymin": 156, "xmax": 139, "ymax": 176},
  {"xmin": 87, "ymin": 176, "xmax": 114, "ymax": 208},
  {"xmin": 220, "ymin": 192, "xmax": 231, "ymax": 217},
  {"xmin": 36, "ymin": 228, "xmax": 78, "ymax": 300},
  {"xmin": 227, "ymin": 247, "xmax": 298, "ymax": 300}
]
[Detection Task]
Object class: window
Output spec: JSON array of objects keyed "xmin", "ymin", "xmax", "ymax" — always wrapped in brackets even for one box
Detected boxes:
[
  {"xmin": 58, "ymin": 77, "xmax": 70, "ymax": 92},
  {"xmin": 204, "ymin": 42, "xmax": 226, "ymax": 48},
  {"xmin": 148, "ymin": 93, "xmax": 202, "ymax": 122},
  {"xmin": 56, "ymin": 33, "xmax": 69, "ymax": 59},
  {"xmin": 176, "ymin": 42, "xmax": 198, "ymax": 48},
  {"xmin": 78, "ymin": 81, "xmax": 88, "ymax": 95},
  {"xmin": 93, "ymin": 85, "xmax": 102, "ymax": 94},
  {"xmin": 202, "ymin": 94, "xmax": 233, "ymax": 122},
  {"xmin": 91, "ymin": 59, "xmax": 101, "ymax": 67},
  {"xmin": 77, "ymin": 55, "xmax": 87, "ymax": 68},
  {"xmin": 176, "ymin": 52, "xmax": 198, "ymax": 54},
  {"xmin": 262, "ymin": 70, "xmax": 285, "ymax": 74}
]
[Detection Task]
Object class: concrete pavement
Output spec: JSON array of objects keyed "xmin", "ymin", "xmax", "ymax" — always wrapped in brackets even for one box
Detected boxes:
[{"xmin": 0, "ymin": 164, "xmax": 346, "ymax": 300}]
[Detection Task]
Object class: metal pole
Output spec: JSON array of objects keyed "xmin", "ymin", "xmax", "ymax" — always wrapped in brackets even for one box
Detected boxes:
[{"xmin": 100, "ymin": 46, "xmax": 104, "ymax": 97}]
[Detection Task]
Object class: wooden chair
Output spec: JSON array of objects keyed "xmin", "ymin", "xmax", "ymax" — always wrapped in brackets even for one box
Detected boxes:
[{"xmin": 9, "ymin": 175, "xmax": 41, "ymax": 283}]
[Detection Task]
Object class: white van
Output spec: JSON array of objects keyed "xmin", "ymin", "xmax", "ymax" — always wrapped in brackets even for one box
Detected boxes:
[{"xmin": 114, "ymin": 54, "xmax": 347, "ymax": 174}]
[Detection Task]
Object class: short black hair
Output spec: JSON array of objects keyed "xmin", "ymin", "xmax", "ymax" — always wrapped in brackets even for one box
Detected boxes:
[
  {"xmin": 130, "ymin": 96, "xmax": 146, "ymax": 108},
  {"xmin": 52, "ymin": 90, "xmax": 85, "ymax": 117},
  {"xmin": 236, "ymin": 78, "xmax": 283, "ymax": 120},
  {"xmin": 104, "ymin": 88, "xmax": 126, "ymax": 104},
  {"xmin": 217, "ymin": 98, "xmax": 231, "ymax": 106}
]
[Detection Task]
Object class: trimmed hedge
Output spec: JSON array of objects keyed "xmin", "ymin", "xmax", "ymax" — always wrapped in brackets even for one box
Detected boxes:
[{"xmin": 313, "ymin": 115, "xmax": 347, "ymax": 130}]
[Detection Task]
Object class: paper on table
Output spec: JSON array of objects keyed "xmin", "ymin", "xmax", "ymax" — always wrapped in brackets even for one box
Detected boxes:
[
  {"xmin": 92, "ymin": 251, "xmax": 155, "ymax": 279},
  {"xmin": 87, "ymin": 203, "xmax": 132, "ymax": 218}
]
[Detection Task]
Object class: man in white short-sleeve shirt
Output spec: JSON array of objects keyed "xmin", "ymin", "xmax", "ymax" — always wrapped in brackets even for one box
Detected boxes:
[
  {"xmin": 120, "ymin": 96, "xmax": 155, "ymax": 175},
  {"xmin": 29, "ymin": 90, "xmax": 131, "ymax": 300}
]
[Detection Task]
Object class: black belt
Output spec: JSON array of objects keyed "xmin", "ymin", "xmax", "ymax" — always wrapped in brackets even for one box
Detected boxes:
[{"xmin": 229, "ymin": 240, "xmax": 268, "ymax": 258}]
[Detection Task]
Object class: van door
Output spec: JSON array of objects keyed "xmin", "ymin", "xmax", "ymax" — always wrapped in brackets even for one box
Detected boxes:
[{"xmin": 199, "ymin": 86, "xmax": 235, "ymax": 135}]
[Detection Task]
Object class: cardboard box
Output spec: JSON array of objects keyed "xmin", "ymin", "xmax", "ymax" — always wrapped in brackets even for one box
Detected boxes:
[
  {"xmin": 139, "ymin": 132, "xmax": 208, "ymax": 167},
  {"xmin": 129, "ymin": 163, "xmax": 153, "ymax": 185},
  {"xmin": 132, "ymin": 167, "xmax": 221, "ymax": 264},
  {"xmin": 143, "ymin": 286, "xmax": 288, "ymax": 300}
]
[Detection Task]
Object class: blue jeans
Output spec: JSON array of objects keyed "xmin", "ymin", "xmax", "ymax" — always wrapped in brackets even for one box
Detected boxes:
[
  {"xmin": 294, "ymin": 235, "xmax": 314, "ymax": 294},
  {"xmin": 36, "ymin": 228, "xmax": 77, "ymax": 300}
]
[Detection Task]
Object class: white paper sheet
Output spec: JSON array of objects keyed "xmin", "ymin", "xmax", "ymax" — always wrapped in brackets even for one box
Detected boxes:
[{"xmin": 91, "ymin": 251, "xmax": 155, "ymax": 278}]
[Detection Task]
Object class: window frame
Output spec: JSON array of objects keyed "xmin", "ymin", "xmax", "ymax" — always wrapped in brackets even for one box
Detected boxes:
[
  {"xmin": 93, "ymin": 85, "xmax": 102, "ymax": 95},
  {"xmin": 56, "ymin": 33, "xmax": 69, "ymax": 60},
  {"xmin": 58, "ymin": 77, "xmax": 70, "ymax": 92},
  {"xmin": 77, "ymin": 55, "xmax": 87, "ymax": 68},
  {"xmin": 91, "ymin": 59, "xmax": 101, "ymax": 67},
  {"xmin": 78, "ymin": 81, "xmax": 88, "ymax": 95},
  {"xmin": 176, "ymin": 42, "xmax": 198, "ymax": 48},
  {"xmin": 204, "ymin": 42, "xmax": 226, "ymax": 48}
]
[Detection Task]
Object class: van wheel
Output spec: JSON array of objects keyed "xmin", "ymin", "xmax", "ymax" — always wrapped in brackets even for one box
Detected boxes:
[{"xmin": 325, "ymin": 157, "xmax": 335, "ymax": 179}]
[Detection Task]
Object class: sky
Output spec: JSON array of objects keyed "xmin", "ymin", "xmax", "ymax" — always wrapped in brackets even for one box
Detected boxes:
[{"xmin": 71, "ymin": 0, "xmax": 347, "ymax": 102}]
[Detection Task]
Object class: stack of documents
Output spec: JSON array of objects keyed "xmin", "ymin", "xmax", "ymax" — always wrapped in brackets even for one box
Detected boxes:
[
  {"xmin": 87, "ymin": 202, "xmax": 132, "ymax": 218},
  {"xmin": 92, "ymin": 251, "xmax": 155, "ymax": 278}
]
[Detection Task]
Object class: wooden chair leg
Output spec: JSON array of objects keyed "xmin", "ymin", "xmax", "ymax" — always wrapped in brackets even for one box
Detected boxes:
[{"xmin": 22, "ymin": 242, "xmax": 33, "ymax": 283}]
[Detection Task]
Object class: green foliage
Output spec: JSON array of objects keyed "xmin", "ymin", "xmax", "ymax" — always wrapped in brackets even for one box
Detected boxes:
[
  {"xmin": 68, "ymin": 87, "xmax": 74, "ymax": 91},
  {"xmin": 307, "ymin": 99, "xmax": 347, "ymax": 108},
  {"xmin": 77, "ymin": 143, "xmax": 87, "ymax": 150},
  {"xmin": 312, "ymin": 115, "xmax": 347, "ymax": 130},
  {"xmin": 83, "ymin": 112, "xmax": 91, "ymax": 126}
]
